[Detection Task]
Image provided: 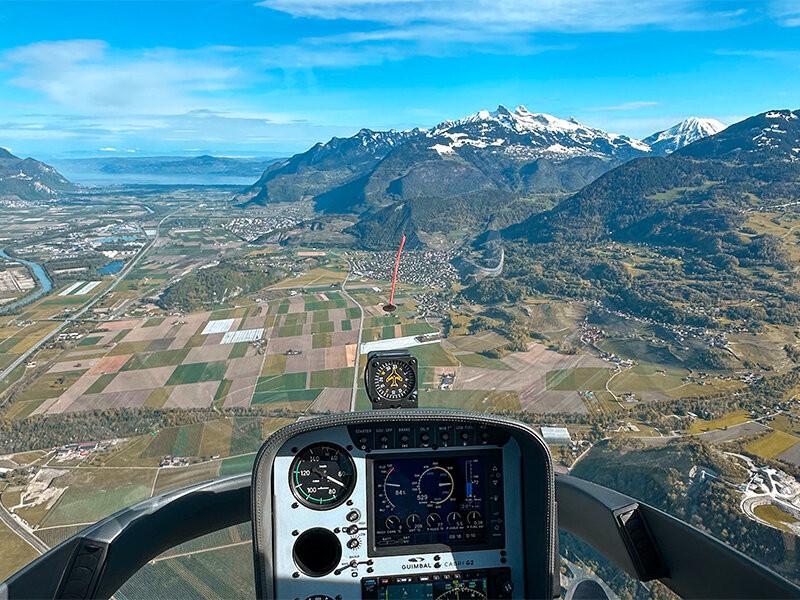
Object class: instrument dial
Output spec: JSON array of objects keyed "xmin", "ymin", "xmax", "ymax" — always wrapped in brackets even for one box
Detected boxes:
[
  {"xmin": 417, "ymin": 466, "xmax": 455, "ymax": 505},
  {"xmin": 289, "ymin": 443, "xmax": 355, "ymax": 510},
  {"xmin": 435, "ymin": 586, "xmax": 488, "ymax": 600},
  {"xmin": 371, "ymin": 359, "xmax": 416, "ymax": 401}
]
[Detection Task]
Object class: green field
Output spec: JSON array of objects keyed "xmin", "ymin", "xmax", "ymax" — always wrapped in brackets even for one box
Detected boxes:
[
  {"xmin": 276, "ymin": 324, "xmax": 304, "ymax": 337},
  {"xmin": 166, "ymin": 361, "xmax": 227, "ymax": 385},
  {"xmin": 546, "ymin": 367, "xmax": 613, "ymax": 391},
  {"xmin": 309, "ymin": 367, "xmax": 354, "ymax": 388},
  {"xmin": 410, "ymin": 343, "xmax": 458, "ymax": 367},
  {"xmin": 154, "ymin": 462, "xmax": 220, "ymax": 495},
  {"xmin": 85, "ymin": 372, "xmax": 117, "ymax": 394},
  {"xmin": 219, "ymin": 454, "xmax": 256, "ymax": 476},
  {"xmin": 688, "ymin": 410, "xmax": 751, "ymax": 434},
  {"xmin": 228, "ymin": 343, "xmax": 249, "ymax": 359},
  {"xmin": 229, "ymin": 418, "xmax": 266, "ymax": 455},
  {"xmin": 454, "ymin": 352, "xmax": 509, "ymax": 370},
  {"xmin": 16, "ymin": 370, "xmax": 86, "ymax": 403},
  {"xmin": 77, "ymin": 335, "xmax": 103, "ymax": 347},
  {"xmin": 173, "ymin": 423, "xmax": 204, "ymax": 456},
  {"xmin": 310, "ymin": 321, "xmax": 334, "ymax": 334},
  {"xmin": 255, "ymin": 372, "xmax": 306, "ymax": 392},
  {"xmin": 143, "ymin": 317, "xmax": 165, "ymax": 327},
  {"xmin": 745, "ymin": 431, "xmax": 800, "ymax": 459},
  {"xmin": 753, "ymin": 503, "xmax": 800, "ymax": 532},
  {"xmin": 122, "ymin": 349, "xmax": 190, "ymax": 371},
  {"xmin": 42, "ymin": 468, "xmax": 155, "ymax": 527},
  {"xmin": 142, "ymin": 428, "xmax": 180, "ymax": 458},
  {"xmin": 0, "ymin": 520, "xmax": 39, "ymax": 580},
  {"xmin": 312, "ymin": 332, "xmax": 332, "ymax": 348},
  {"xmin": 116, "ymin": 533, "xmax": 255, "ymax": 600},
  {"xmin": 251, "ymin": 388, "xmax": 321, "ymax": 406},
  {"xmin": 419, "ymin": 389, "xmax": 520, "ymax": 412}
]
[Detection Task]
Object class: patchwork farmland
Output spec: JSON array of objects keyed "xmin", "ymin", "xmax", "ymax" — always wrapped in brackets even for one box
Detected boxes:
[{"xmin": 10, "ymin": 290, "xmax": 364, "ymax": 416}]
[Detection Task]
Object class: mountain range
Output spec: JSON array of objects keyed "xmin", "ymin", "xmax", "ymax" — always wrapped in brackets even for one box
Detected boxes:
[
  {"xmin": 238, "ymin": 106, "xmax": 720, "ymax": 216},
  {"xmin": 506, "ymin": 109, "xmax": 800, "ymax": 248},
  {"xmin": 0, "ymin": 148, "xmax": 76, "ymax": 201},
  {"xmin": 52, "ymin": 155, "xmax": 281, "ymax": 178},
  {"xmin": 237, "ymin": 107, "xmax": 734, "ymax": 248}
]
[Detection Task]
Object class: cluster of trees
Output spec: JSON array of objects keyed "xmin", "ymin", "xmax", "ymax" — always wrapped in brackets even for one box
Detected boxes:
[
  {"xmin": 0, "ymin": 406, "xmax": 307, "ymax": 454},
  {"xmin": 570, "ymin": 438, "xmax": 798, "ymax": 589},
  {"xmin": 464, "ymin": 234, "xmax": 800, "ymax": 334},
  {"xmin": 159, "ymin": 261, "xmax": 275, "ymax": 311}
]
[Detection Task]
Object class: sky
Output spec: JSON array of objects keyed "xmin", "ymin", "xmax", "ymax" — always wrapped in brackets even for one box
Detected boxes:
[{"xmin": 0, "ymin": 0, "xmax": 798, "ymax": 158}]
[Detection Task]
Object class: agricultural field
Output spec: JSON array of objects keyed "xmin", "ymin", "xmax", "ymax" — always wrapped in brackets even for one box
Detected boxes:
[
  {"xmin": 745, "ymin": 431, "xmax": 800, "ymax": 461},
  {"xmin": 0, "ymin": 519, "xmax": 39, "ymax": 581}
]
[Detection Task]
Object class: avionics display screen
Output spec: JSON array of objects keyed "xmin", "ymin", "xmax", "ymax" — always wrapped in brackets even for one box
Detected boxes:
[
  {"xmin": 362, "ymin": 568, "xmax": 512, "ymax": 600},
  {"xmin": 370, "ymin": 450, "xmax": 504, "ymax": 550}
]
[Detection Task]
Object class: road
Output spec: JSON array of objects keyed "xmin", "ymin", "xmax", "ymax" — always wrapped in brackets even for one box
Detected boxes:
[
  {"xmin": 341, "ymin": 258, "xmax": 365, "ymax": 412},
  {"xmin": 0, "ymin": 210, "xmax": 175, "ymax": 398},
  {"xmin": 0, "ymin": 500, "xmax": 48, "ymax": 555}
]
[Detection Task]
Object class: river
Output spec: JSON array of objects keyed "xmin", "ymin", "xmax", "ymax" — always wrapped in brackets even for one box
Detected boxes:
[{"xmin": 0, "ymin": 249, "xmax": 53, "ymax": 314}]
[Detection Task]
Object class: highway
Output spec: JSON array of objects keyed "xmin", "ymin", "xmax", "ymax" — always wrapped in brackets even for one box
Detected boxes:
[
  {"xmin": 0, "ymin": 210, "xmax": 175, "ymax": 400},
  {"xmin": 341, "ymin": 257, "xmax": 365, "ymax": 412},
  {"xmin": 0, "ymin": 498, "xmax": 48, "ymax": 555}
]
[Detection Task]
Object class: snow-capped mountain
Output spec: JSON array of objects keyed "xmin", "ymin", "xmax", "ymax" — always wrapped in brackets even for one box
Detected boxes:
[
  {"xmin": 238, "ymin": 105, "xmax": 651, "ymax": 208},
  {"xmin": 0, "ymin": 147, "xmax": 76, "ymax": 201},
  {"xmin": 678, "ymin": 109, "xmax": 800, "ymax": 163},
  {"xmin": 427, "ymin": 105, "xmax": 649, "ymax": 160},
  {"xmin": 643, "ymin": 117, "xmax": 726, "ymax": 155}
]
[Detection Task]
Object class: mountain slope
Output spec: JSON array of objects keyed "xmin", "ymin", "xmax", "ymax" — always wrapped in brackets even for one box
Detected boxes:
[
  {"xmin": 239, "ymin": 106, "xmax": 656, "ymax": 248},
  {"xmin": 643, "ymin": 117, "xmax": 726, "ymax": 155},
  {"xmin": 0, "ymin": 148, "xmax": 76, "ymax": 200},
  {"xmin": 239, "ymin": 106, "xmax": 651, "ymax": 215},
  {"xmin": 237, "ymin": 128, "xmax": 422, "ymax": 205},
  {"xmin": 677, "ymin": 109, "xmax": 800, "ymax": 163},
  {"xmin": 506, "ymin": 109, "xmax": 800, "ymax": 248}
]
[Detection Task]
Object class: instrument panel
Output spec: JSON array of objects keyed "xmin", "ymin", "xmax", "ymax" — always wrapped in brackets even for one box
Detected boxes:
[
  {"xmin": 370, "ymin": 451, "xmax": 504, "ymax": 552},
  {"xmin": 267, "ymin": 420, "xmax": 525, "ymax": 600}
]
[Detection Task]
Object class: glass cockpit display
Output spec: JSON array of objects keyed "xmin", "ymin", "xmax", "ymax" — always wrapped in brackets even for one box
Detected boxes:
[
  {"xmin": 362, "ymin": 569, "xmax": 513, "ymax": 600},
  {"xmin": 371, "ymin": 450, "xmax": 504, "ymax": 550}
]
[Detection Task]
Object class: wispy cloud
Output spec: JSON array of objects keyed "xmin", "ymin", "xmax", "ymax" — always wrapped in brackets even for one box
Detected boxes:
[
  {"xmin": 1, "ymin": 40, "xmax": 243, "ymax": 115},
  {"xmin": 259, "ymin": 0, "xmax": 752, "ymax": 32},
  {"xmin": 594, "ymin": 101, "xmax": 660, "ymax": 111},
  {"xmin": 770, "ymin": 0, "xmax": 800, "ymax": 26},
  {"xmin": 715, "ymin": 48, "xmax": 800, "ymax": 64}
]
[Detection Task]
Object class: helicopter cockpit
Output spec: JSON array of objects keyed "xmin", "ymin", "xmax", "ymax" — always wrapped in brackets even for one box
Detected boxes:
[{"xmin": 2, "ymin": 350, "xmax": 799, "ymax": 600}]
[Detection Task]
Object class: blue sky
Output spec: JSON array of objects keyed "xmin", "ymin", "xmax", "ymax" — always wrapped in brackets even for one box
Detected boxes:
[{"xmin": 0, "ymin": 0, "xmax": 798, "ymax": 158}]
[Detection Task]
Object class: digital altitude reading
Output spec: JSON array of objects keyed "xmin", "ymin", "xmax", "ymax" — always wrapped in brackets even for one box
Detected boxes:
[{"xmin": 289, "ymin": 443, "xmax": 355, "ymax": 510}]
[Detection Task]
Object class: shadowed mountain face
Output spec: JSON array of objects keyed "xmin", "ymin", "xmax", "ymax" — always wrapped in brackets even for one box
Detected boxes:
[
  {"xmin": 0, "ymin": 148, "xmax": 76, "ymax": 201},
  {"xmin": 237, "ymin": 106, "xmax": 651, "ymax": 211},
  {"xmin": 505, "ymin": 108, "xmax": 800, "ymax": 254},
  {"xmin": 236, "ymin": 107, "xmax": 731, "ymax": 250}
]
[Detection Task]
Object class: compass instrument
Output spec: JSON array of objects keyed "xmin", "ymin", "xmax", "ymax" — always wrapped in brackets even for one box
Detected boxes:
[{"xmin": 364, "ymin": 350, "xmax": 418, "ymax": 408}]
